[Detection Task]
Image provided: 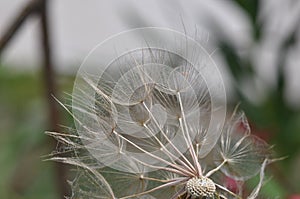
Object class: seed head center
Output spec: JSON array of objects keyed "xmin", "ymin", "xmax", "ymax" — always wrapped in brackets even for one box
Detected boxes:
[{"xmin": 186, "ymin": 176, "xmax": 216, "ymax": 197}]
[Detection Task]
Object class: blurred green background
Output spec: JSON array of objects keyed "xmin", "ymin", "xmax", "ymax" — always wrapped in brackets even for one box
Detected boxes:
[
  {"xmin": 0, "ymin": 0, "xmax": 300, "ymax": 198},
  {"xmin": 0, "ymin": 67, "xmax": 75, "ymax": 199}
]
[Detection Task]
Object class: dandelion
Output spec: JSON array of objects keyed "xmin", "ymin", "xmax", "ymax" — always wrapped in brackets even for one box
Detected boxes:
[{"xmin": 48, "ymin": 28, "xmax": 273, "ymax": 199}]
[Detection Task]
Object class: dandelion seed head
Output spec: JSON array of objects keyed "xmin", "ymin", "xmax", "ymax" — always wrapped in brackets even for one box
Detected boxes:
[{"xmin": 49, "ymin": 28, "xmax": 274, "ymax": 199}]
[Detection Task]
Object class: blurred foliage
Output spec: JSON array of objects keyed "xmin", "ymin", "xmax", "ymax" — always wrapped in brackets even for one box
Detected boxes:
[
  {"xmin": 0, "ymin": 66, "xmax": 74, "ymax": 199},
  {"xmin": 225, "ymin": 0, "xmax": 300, "ymax": 158},
  {"xmin": 219, "ymin": 0, "xmax": 300, "ymax": 196}
]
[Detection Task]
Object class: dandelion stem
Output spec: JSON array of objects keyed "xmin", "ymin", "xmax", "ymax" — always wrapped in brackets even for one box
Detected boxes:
[
  {"xmin": 143, "ymin": 123, "xmax": 195, "ymax": 174},
  {"xmin": 120, "ymin": 177, "xmax": 188, "ymax": 199},
  {"xmin": 113, "ymin": 130, "xmax": 194, "ymax": 176},
  {"xmin": 52, "ymin": 95, "xmax": 100, "ymax": 138},
  {"xmin": 170, "ymin": 186, "xmax": 186, "ymax": 199},
  {"xmin": 247, "ymin": 159, "xmax": 268, "ymax": 199},
  {"xmin": 215, "ymin": 183, "xmax": 242, "ymax": 199},
  {"xmin": 177, "ymin": 92, "xmax": 202, "ymax": 176},
  {"xmin": 131, "ymin": 157, "xmax": 189, "ymax": 176},
  {"xmin": 205, "ymin": 159, "xmax": 227, "ymax": 177},
  {"xmin": 140, "ymin": 176, "xmax": 180, "ymax": 183},
  {"xmin": 142, "ymin": 101, "xmax": 196, "ymax": 174}
]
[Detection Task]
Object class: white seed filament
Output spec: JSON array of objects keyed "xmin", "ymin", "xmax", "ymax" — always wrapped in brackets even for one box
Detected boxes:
[{"xmin": 186, "ymin": 176, "xmax": 216, "ymax": 197}]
